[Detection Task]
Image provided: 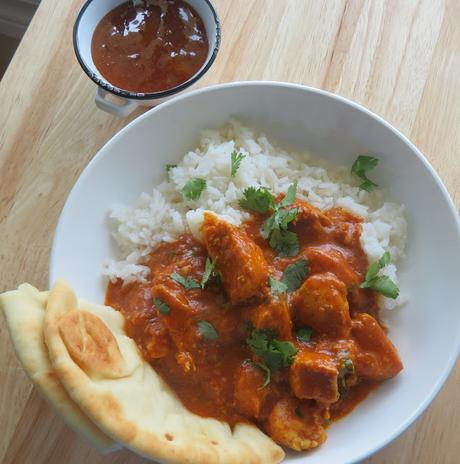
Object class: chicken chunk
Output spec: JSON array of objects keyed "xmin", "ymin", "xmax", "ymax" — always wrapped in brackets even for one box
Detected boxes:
[
  {"xmin": 292, "ymin": 199, "xmax": 332, "ymax": 229},
  {"xmin": 305, "ymin": 245, "xmax": 360, "ymax": 287},
  {"xmin": 265, "ymin": 398, "xmax": 326, "ymax": 451},
  {"xmin": 291, "ymin": 272, "xmax": 352, "ymax": 337},
  {"xmin": 202, "ymin": 212, "xmax": 269, "ymax": 304},
  {"xmin": 351, "ymin": 313, "xmax": 403, "ymax": 381},
  {"xmin": 234, "ymin": 361, "xmax": 278, "ymax": 420},
  {"xmin": 143, "ymin": 318, "xmax": 171, "ymax": 359},
  {"xmin": 151, "ymin": 284, "xmax": 198, "ymax": 353},
  {"xmin": 289, "ymin": 349, "xmax": 339, "ymax": 403},
  {"xmin": 248, "ymin": 296, "xmax": 292, "ymax": 339}
]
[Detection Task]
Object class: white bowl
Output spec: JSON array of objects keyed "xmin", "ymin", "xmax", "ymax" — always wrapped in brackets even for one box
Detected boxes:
[{"xmin": 50, "ymin": 81, "xmax": 460, "ymax": 464}]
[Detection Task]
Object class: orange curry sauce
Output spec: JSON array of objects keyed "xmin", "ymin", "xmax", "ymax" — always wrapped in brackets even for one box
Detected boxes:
[
  {"xmin": 91, "ymin": 0, "xmax": 209, "ymax": 93},
  {"xmin": 106, "ymin": 199, "xmax": 403, "ymax": 450}
]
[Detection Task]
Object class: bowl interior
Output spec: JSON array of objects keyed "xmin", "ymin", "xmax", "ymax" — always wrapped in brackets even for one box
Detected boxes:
[
  {"xmin": 50, "ymin": 82, "xmax": 460, "ymax": 464},
  {"xmin": 74, "ymin": 0, "xmax": 220, "ymax": 95}
]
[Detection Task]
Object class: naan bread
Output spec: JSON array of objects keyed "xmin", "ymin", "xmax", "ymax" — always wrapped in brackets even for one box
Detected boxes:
[
  {"xmin": 0, "ymin": 284, "xmax": 118, "ymax": 453},
  {"xmin": 44, "ymin": 281, "xmax": 285, "ymax": 464}
]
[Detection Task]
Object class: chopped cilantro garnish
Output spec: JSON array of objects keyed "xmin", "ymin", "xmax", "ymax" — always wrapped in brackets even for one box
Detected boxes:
[
  {"xmin": 338, "ymin": 354, "xmax": 355, "ymax": 398},
  {"xmin": 361, "ymin": 276, "xmax": 399, "ymax": 299},
  {"xmin": 251, "ymin": 360, "xmax": 271, "ymax": 389},
  {"xmin": 261, "ymin": 207, "xmax": 299, "ymax": 239},
  {"xmin": 269, "ymin": 259, "xmax": 308, "ymax": 295},
  {"xmin": 269, "ymin": 229, "xmax": 299, "ymax": 257},
  {"xmin": 154, "ymin": 297, "xmax": 170, "ymax": 315},
  {"xmin": 171, "ymin": 272, "xmax": 200, "ymax": 290},
  {"xmin": 230, "ymin": 151, "xmax": 246, "ymax": 177},
  {"xmin": 241, "ymin": 183, "xmax": 300, "ymax": 257},
  {"xmin": 351, "ymin": 155, "xmax": 379, "ymax": 192},
  {"xmin": 197, "ymin": 320, "xmax": 219, "ymax": 341},
  {"xmin": 360, "ymin": 251, "xmax": 399, "ymax": 299},
  {"xmin": 295, "ymin": 326, "xmax": 313, "ymax": 342},
  {"xmin": 181, "ymin": 178, "xmax": 207, "ymax": 200},
  {"xmin": 200, "ymin": 257, "xmax": 216, "ymax": 288},
  {"xmin": 246, "ymin": 327, "xmax": 298, "ymax": 387},
  {"xmin": 278, "ymin": 182, "xmax": 297, "ymax": 208},
  {"xmin": 268, "ymin": 276, "xmax": 288, "ymax": 295},
  {"xmin": 281, "ymin": 259, "xmax": 308, "ymax": 292},
  {"xmin": 239, "ymin": 186, "xmax": 275, "ymax": 213}
]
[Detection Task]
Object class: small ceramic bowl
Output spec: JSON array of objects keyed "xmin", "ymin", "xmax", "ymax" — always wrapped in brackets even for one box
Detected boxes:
[{"xmin": 73, "ymin": 0, "xmax": 221, "ymax": 117}]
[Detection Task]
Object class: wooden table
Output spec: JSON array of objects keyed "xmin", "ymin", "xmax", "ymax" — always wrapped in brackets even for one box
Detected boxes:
[{"xmin": 1, "ymin": 0, "xmax": 458, "ymax": 463}]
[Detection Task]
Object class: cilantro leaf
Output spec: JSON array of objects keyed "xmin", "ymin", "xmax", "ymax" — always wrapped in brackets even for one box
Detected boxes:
[
  {"xmin": 269, "ymin": 229, "xmax": 299, "ymax": 257},
  {"xmin": 197, "ymin": 320, "xmax": 219, "ymax": 340},
  {"xmin": 278, "ymin": 182, "xmax": 298, "ymax": 208},
  {"xmin": 296, "ymin": 327, "xmax": 313, "ymax": 342},
  {"xmin": 267, "ymin": 339, "xmax": 298, "ymax": 371},
  {"xmin": 165, "ymin": 164, "xmax": 177, "ymax": 173},
  {"xmin": 268, "ymin": 276, "xmax": 288, "ymax": 295},
  {"xmin": 182, "ymin": 178, "xmax": 207, "ymax": 200},
  {"xmin": 379, "ymin": 251, "xmax": 391, "ymax": 267},
  {"xmin": 351, "ymin": 155, "xmax": 379, "ymax": 192},
  {"xmin": 246, "ymin": 328, "xmax": 298, "ymax": 377},
  {"xmin": 239, "ymin": 187, "xmax": 275, "ymax": 213},
  {"xmin": 246, "ymin": 327, "xmax": 271, "ymax": 357},
  {"xmin": 281, "ymin": 259, "xmax": 308, "ymax": 292},
  {"xmin": 361, "ymin": 276, "xmax": 399, "ymax": 299},
  {"xmin": 241, "ymin": 183, "xmax": 300, "ymax": 257},
  {"xmin": 260, "ymin": 211, "xmax": 279, "ymax": 238},
  {"xmin": 277, "ymin": 207, "xmax": 299, "ymax": 229},
  {"xmin": 154, "ymin": 297, "xmax": 170, "ymax": 315},
  {"xmin": 171, "ymin": 272, "xmax": 200, "ymax": 290},
  {"xmin": 230, "ymin": 151, "xmax": 246, "ymax": 177},
  {"xmin": 365, "ymin": 260, "xmax": 381, "ymax": 282},
  {"xmin": 200, "ymin": 258, "xmax": 216, "ymax": 288},
  {"xmin": 251, "ymin": 361, "xmax": 271, "ymax": 389},
  {"xmin": 262, "ymin": 208, "xmax": 299, "ymax": 238},
  {"xmin": 338, "ymin": 355, "xmax": 355, "ymax": 398},
  {"xmin": 360, "ymin": 252, "xmax": 399, "ymax": 299}
]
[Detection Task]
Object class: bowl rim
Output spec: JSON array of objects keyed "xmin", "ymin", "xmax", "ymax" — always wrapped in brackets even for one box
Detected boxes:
[
  {"xmin": 49, "ymin": 80, "xmax": 460, "ymax": 463},
  {"xmin": 73, "ymin": 0, "xmax": 221, "ymax": 100}
]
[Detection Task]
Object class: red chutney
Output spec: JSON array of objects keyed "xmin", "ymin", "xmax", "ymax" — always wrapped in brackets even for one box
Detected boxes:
[
  {"xmin": 106, "ymin": 199, "xmax": 403, "ymax": 451},
  {"xmin": 91, "ymin": 0, "xmax": 209, "ymax": 93}
]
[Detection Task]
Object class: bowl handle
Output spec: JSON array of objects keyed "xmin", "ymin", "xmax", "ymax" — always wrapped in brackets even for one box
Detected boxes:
[{"xmin": 95, "ymin": 88, "xmax": 138, "ymax": 117}]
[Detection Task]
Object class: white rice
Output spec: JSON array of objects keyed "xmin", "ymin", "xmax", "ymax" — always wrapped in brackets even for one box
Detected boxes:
[{"xmin": 103, "ymin": 120, "xmax": 407, "ymax": 310}]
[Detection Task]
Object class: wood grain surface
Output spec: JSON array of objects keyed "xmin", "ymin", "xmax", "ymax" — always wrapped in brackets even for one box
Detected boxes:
[{"xmin": 0, "ymin": 0, "xmax": 459, "ymax": 463}]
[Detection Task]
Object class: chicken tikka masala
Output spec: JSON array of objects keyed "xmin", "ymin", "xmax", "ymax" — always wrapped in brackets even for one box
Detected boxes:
[{"xmin": 106, "ymin": 183, "xmax": 403, "ymax": 451}]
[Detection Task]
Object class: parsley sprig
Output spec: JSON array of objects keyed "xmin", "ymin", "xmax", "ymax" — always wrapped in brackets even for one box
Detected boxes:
[
  {"xmin": 230, "ymin": 151, "xmax": 246, "ymax": 177},
  {"xmin": 182, "ymin": 178, "xmax": 207, "ymax": 200},
  {"xmin": 239, "ymin": 183, "xmax": 300, "ymax": 257},
  {"xmin": 360, "ymin": 252, "xmax": 399, "ymax": 299},
  {"xmin": 351, "ymin": 155, "xmax": 379, "ymax": 192},
  {"xmin": 246, "ymin": 326, "xmax": 298, "ymax": 388}
]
